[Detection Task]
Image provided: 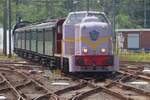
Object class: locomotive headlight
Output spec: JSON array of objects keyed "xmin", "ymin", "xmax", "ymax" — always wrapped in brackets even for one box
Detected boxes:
[
  {"xmin": 100, "ymin": 48, "xmax": 106, "ymax": 53},
  {"xmin": 83, "ymin": 48, "xmax": 88, "ymax": 53}
]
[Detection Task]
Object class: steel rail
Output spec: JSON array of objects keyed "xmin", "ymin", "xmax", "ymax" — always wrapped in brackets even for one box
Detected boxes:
[
  {"xmin": 20, "ymin": 70, "xmax": 59, "ymax": 100},
  {"xmin": 0, "ymin": 67, "xmax": 57, "ymax": 100},
  {"xmin": 0, "ymin": 73, "xmax": 26, "ymax": 100}
]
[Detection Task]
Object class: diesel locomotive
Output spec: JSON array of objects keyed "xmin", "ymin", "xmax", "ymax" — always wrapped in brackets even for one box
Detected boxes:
[{"xmin": 13, "ymin": 11, "xmax": 119, "ymax": 73}]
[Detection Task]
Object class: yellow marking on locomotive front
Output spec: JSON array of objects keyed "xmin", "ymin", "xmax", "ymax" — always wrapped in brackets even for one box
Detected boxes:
[
  {"xmin": 63, "ymin": 36, "xmax": 111, "ymax": 50},
  {"xmin": 63, "ymin": 38, "xmax": 81, "ymax": 43},
  {"xmin": 81, "ymin": 36, "xmax": 111, "ymax": 50}
]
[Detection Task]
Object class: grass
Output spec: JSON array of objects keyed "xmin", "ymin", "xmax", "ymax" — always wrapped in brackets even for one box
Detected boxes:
[
  {"xmin": 118, "ymin": 52, "xmax": 150, "ymax": 62},
  {"xmin": 0, "ymin": 53, "xmax": 18, "ymax": 61},
  {"xmin": 1, "ymin": 50, "xmax": 150, "ymax": 62}
]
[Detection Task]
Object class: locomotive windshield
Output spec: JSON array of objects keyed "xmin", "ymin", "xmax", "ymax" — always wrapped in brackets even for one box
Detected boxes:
[
  {"xmin": 66, "ymin": 13, "xmax": 86, "ymax": 24},
  {"xmin": 87, "ymin": 13, "xmax": 108, "ymax": 23},
  {"xmin": 66, "ymin": 11, "xmax": 109, "ymax": 25}
]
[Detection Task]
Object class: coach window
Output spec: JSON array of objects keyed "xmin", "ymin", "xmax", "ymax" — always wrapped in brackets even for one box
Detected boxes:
[
  {"xmin": 22, "ymin": 31, "xmax": 25, "ymax": 49},
  {"xmin": 38, "ymin": 30, "xmax": 43, "ymax": 54},
  {"xmin": 45, "ymin": 29, "xmax": 53, "ymax": 56},
  {"xmin": 18, "ymin": 32, "xmax": 20, "ymax": 48},
  {"xmin": 20, "ymin": 31, "xmax": 22, "ymax": 49},
  {"xmin": 18, "ymin": 32, "xmax": 22, "ymax": 49},
  {"xmin": 14, "ymin": 32, "xmax": 16, "ymax": 48},
  {"xmin": 26, "ymin": 30, "xmax": 30, "ymax": 50},
  {"xmin": 31, "ymin": 30, "xmax": 36, "ymax": 52},
  {"xmin": 14, "ymin": 32, "xmax": 17, "ymax": 48}
]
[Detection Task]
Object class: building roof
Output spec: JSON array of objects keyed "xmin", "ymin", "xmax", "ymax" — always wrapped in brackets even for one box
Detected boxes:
[{"xmin": 116, "ymin": 29, "xmax": 150, "ymax": 32}]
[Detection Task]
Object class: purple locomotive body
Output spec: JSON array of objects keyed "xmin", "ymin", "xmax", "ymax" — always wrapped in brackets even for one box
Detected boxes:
[{"xmin": 62, "ymin": 11, "xmax": 119, "ymax": 72}]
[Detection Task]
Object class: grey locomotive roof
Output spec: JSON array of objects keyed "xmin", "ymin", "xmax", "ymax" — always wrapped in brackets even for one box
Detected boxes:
[
  {"xmin": 116, "ymin": 29, "xmax": 150, "ymax": 32},
  {"xmin": 70, "ymin": 11, "xmax": 105, "ymax": 15},
  {"xmin": 15, "ymin": 21, "xmax": 56, "ymax": 32}
]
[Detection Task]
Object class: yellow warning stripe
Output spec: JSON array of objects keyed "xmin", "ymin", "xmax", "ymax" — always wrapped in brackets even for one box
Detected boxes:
[{"xmin": 63, "ymin": 36, "xmax": 111, "ymax": 50}]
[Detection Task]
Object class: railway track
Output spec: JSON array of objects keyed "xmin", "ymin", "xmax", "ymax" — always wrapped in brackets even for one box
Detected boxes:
[
  {"xmin": 0, "ymin": 62, "xmax": 58, "ymax": 100},
  {"xmin": 21, "ymin": 69, "xmax": 129, "ymax": 100},
  {"xmin": 73, "ymin": 75, "xmax": 150, "ymax": 100},
  {"xmin": 0, "ymin": 60, "xmax": 150, "ymax": 100},
  {"xmin": 63, "ymin": 67, "xmax": 150, "ymax": 100},
  {"xmin": 119, "ymin": 61, "xmax": 150, "ymax": 93},
  {"xmin": 51, "ymin": 71, "xmax": 149, "ymax": 100},
  {"xmin": 0, "ymin": 60, "xmax": 88, "ymax": 100},
  {"xmin": 0, "ymin": 72, "xmax": 24, "ymax": 100}
]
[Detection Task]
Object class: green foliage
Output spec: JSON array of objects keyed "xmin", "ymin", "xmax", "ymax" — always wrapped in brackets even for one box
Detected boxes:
[
  {"xmin": 0, "ymin": 12, "xmax": 2, "ymax": 27},
  {"xmin": 0, "ymin": 0, "xmax": 4, "ymax": 27},
  {"xmin": 116, "ymin": 11, "xmax": 131, "ymax": 28},
  {"xmin": 50, "ymin": 0, "xmax": 68, "ymax": 19},
  {"xmin": 116, "ymin": 11, "xmax": 142, "ymax": 29},
  {"xmin": 17, "ymin": 4, "xmax": 48, "ymax": 22},
  {"xmin": 0, "ymin": 0, "xmax": 149, "ymax": 28}
]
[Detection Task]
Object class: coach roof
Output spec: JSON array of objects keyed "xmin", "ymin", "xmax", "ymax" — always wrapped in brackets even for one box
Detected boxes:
[{"xmin": 15, "ymin": 21, "xmax": 56, "ymax": 32}]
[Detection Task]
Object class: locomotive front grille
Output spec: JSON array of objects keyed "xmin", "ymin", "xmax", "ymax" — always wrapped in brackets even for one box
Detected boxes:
[{"xmin": 75, "ymin": 55, "xmax": 114, "ymax": 67}]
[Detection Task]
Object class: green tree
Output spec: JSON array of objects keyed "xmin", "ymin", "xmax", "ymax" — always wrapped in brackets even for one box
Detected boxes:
[{"xmin": 0, "ymin": 0, "xmax": 149, "ymax": 28}]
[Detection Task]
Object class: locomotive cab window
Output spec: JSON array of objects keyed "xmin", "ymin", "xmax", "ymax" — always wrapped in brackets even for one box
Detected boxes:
[
  {"xmin": 88, "ymin": 13, "xmax": 108, "ymax": 23},
  {"xmin": 66, "ymin": 13, "xmax": 86, "ymax": 24}
]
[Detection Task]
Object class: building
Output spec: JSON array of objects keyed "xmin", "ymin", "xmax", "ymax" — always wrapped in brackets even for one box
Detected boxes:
[{"xmin": 116, "ymin": 29, "xmax": 150, "ymax": 52}]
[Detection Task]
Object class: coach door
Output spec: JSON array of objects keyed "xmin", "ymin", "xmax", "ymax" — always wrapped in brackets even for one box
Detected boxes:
[
  {"xmin": 56, "ymin": 25, "xmax": 62, "ymax": 54},
  {"xmin": 56, "ymin": 19, "xmax": 65, "ymax": 54}
]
